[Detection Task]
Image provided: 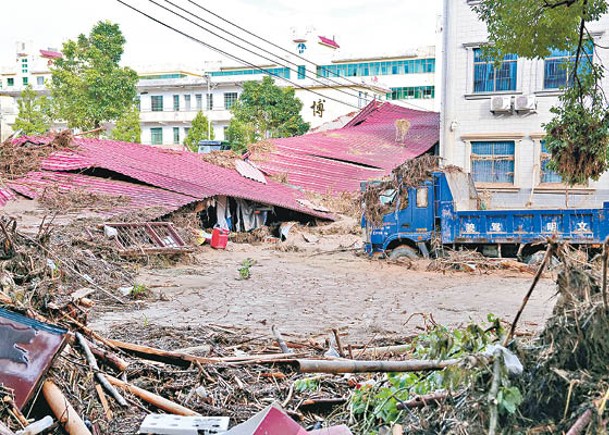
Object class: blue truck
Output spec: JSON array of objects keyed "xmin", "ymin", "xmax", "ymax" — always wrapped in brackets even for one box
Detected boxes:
[{"xmin": 362, "ymin": 171, "xmax": 609, "ymax": 260}]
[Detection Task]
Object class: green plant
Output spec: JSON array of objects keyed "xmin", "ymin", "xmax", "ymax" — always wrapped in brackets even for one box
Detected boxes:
[
  {"xmin": 129, "ymin": 282, "xmax": 150, "ymax": 299},
  {"xmin": 294, "ymin": 377, "xmax": 321, "ymax": 393},
  {"xmin": 238, "ymin": 258, "xmax": 256, "ymax": 280}
]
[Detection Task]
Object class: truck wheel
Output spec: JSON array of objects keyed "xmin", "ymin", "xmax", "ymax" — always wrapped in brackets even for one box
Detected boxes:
[{"xmin": 389, "ymin": 246, "xmax": 419, "ymax": 260}]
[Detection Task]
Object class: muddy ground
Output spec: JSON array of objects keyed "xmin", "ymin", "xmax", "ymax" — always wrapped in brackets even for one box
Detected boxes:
[{"xmin": 90, "ymin": 220, "xmax": 557, "ymax": 343}]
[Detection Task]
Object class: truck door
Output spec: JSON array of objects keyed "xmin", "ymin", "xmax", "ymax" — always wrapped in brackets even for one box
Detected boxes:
[{"xmin": 409, "ymin": 182, "xmax": 434, "ymax": 234}]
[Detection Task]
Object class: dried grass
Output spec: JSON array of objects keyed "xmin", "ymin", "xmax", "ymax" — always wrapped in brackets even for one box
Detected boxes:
[
  {"xmin": 39, "ymin": 186, "xmax": 131, "ymax": 212},
  {"xmin": 248, "ymin": 140, "xmax": 276, "ymax": 155},
  {"xmin": 200, "ymin": 150, "xmax": 241, "ymax": 169}
]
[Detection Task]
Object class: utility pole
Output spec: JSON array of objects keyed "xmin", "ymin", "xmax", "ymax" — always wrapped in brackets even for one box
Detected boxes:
[{"xmin": 205, "ymin": 74, "xmax": 212, "ymax": 140}]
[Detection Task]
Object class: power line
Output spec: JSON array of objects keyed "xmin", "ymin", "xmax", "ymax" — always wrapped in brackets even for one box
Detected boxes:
[
  {"xmin": 116, "ymin": 0, "xmax": 361, "ymax": 109},
  {"xmin": 149, "ymin": 0, "xmax": 375, "ymax": 104},
  {"xmin": 184, "ymin": 0, "xmax": 376, "ymax": 90}
]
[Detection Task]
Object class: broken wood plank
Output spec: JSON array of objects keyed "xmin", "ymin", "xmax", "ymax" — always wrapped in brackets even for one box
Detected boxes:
[
  {"xmin": 88, "ymin": 342, "xmax": 129, "ymax": 372},
  {"xmin": 106, "ymin": 376, "xmax": 200, "ymax": 416},
  {"xmin": 271, "ymin": 325, "xmax": 292, "ymax": 354},
  {"xmin": 75, "ymin": 332, "xmax": 127, "ymax": 407},
  {"xmin": 294, "ymin": 358, "xmax": 461, "ymax": 374},
  {"xmin": 42, "ymin": 380, "xmax": 92, "ymax": 435},
  {"xmin": 95, "ymin": 384, "xmax": 113, "ymax": 421}
]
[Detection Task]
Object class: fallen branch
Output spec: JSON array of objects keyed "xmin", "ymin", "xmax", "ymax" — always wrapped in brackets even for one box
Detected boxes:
[
  {"xmin": 565, "ymin": 408, "xmax": 593, "ymax": 435},
  {"xmin": 75, "ymin": 332, "xmax": 127, "ymax": 407},
  {"xmin": 488, "ymin": 349, "xmax": 502, "ymax": 435},
  {"xmin": 88, "ymin": 342, "xmax": 129, "ymax": 372},
  {"xmin": 106, "ymin": 376, "xmax": 200, "ymax": 416},
  {"xmin": 272, "ymin": 325, "xmax": 292, "ymax": 354},
  {"xmin": 42, "ymin": 380, "xmax": 92, "ymax": 435},
  {"xmin": 294, "ymin": 358, "xmax": 461, "ymax": 374},
  {"xmin": 355, "ymin": 344, "xmax": 412, "ymax": 358},
  {"xmin": 396, "ymin": 391, "xmax": 449, "ymax": 409}
]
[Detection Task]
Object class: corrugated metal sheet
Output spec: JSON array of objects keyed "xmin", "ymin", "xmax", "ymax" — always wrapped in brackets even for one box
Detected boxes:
[
  {"xmin": 248, "ymin": 101, "xmax": 440, "ymax": 193},
  {"xmin": 235, "ymin": 160, "xmax": 267, "ymax": 184},
  {"xmin": 0, "ymin": 187, "xmax": 16, "ymax": 206},
  {"xmin": 11, "ymin": 137, "xmax": 332, "ymax": 220},
  {"xmin": 8, "ymin": 172, "xmax": 197, "ymax": 218}
]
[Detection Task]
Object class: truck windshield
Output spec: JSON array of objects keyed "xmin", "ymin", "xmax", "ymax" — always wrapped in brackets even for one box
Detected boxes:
[{"xmin": 380, "ymin": 189, "xmax": 397, "ymax": 205}]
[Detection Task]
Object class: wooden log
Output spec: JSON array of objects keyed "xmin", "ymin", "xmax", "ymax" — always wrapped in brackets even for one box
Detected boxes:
[
  {"xmin": 396, "ymin": 391, "xmax": 449, "ymax": 409},
  {"xmin": 94, "ymin": 385, "xmax": 113, "ymax": 421},
  {"xmin": 106, "ymin": 376, "xmax": 200, "ymax": 416},
  {"xmin": 106, "ymin": 338, "xmax": 300, "ymax": 366},
  {"xmin": 42, "ymin": 380, "xmax": 92, "ymax": 435},
  {"xmin": 294, "ymin": 358, "xmax": 461, "ymax": 374},
  {"xmin": 75, "ymin": 333, "xmax": 127, "ymax": 407},
  {"xmin": 88, "ymin": 342, "xmax": 129, "ymax": 372}
]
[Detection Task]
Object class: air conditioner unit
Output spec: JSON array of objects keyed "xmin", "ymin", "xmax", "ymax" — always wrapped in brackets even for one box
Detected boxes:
[
  {"xmin": 515, "ymin": 95, "xmax": 537, "ymax": 112},
  {"xmin": 490, "ymin": 96, "xmax": 512, "ymax": 113}
]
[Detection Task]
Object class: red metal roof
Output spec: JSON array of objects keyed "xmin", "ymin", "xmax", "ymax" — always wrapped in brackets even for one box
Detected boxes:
[
  {"xmin": 10, "ymin": 137, "xmax": 332, "ymax": 220},
  {"xmin": 8, "ymin": 171, "xmax": 197, "ymax": 218},
  {"xmin": 248, "ymin": 101, "xmax": 440, "ymax": 193},
  {"xmin": 318, "ymin": 36, "xmax": 340, "ymax": 49},
  {"xmin": 39, "ymin": 49, "xmax": 62, "ymax": 59}
]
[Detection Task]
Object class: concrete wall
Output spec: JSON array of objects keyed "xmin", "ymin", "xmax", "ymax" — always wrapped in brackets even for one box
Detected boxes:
[{"xmin": 441, "ymin": 0, "xmax": 609, "ymax": 209}]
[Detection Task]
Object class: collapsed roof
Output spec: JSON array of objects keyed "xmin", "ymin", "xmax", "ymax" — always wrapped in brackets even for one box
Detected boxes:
[
  {"xmin": 2, "ymin": 136, "xmax": 332, "ymax": 220},
  {"xmin": 247, "ymin": 101, "xmax": 440, "ymax": 193}
]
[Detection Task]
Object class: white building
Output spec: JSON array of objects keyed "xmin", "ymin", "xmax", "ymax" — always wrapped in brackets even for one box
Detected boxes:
[
  {"xmin": 0, "ymin": 33, "xmax": 438, "ymax": 147},
  {"xmin": 441, "ymin": 0, "xmax": 609, "ymax": 208}
]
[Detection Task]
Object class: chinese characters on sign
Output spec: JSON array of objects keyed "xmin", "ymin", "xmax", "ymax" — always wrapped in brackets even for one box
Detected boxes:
[{"xmin": 311, "ymin": 99, "xmax": 326, "ymax": 118}]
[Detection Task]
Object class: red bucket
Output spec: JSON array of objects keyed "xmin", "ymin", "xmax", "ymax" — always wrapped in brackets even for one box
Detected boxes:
[{"xmin": 210, "ymin": 228, "xmax": 229, "ymax": 249}]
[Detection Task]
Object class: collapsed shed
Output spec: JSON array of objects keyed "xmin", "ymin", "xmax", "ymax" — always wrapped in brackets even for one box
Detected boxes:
[
  {"xmin": 0, "ymin": 135, "xmax": 332, "ymax": 231},
  {"xmin": 246, "ymin": 101, "xmax": 440, "ymax": 193}
]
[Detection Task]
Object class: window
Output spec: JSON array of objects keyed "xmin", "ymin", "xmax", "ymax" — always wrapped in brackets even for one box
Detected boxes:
[
  {"xmin": 135, "ymin": 96, "xmax": 141, "ymax": 111},
  {"xmin": 416, "ymin": 187, "xmax": 429, "ymax": 208},
  {"xmin": 173, "ymin": 95, "xmax": 180, "ymax": 111},
  {"xmin": 195, "ymin": 94, "xmax": 202, "ymax": 110},
  {"xmin": 540, "ymin": 140, "xmax": 562, "ymax": 183},
  {"xmin": 21, "ymin": 58, "xmax": 28, "ymax": 74},
  {"xmin": 151, "ymin": 95, "xmax": 163, "ymax": 112},
  {"xmin": 473, "ymin": 48, "xmax": 517, "ymax": 93},
  {"xmin": 210, "ymin": 67, "xmax": 290, "ymax": 79},
  {"xmin": 7, "ymin": 78, "xmax": 14, "ymax": 87},
  {"xmin": 22, "ymin": 77, "xmax": 28, "ymax": 86},
  {"xmin": 298, "ymin": 65, "xmax": 306, "ymax": 79},
  {"xmin": 315, "ymin": 58, "xmax": 436, "ymax": 78},
  {"xmin": 206, "ymin": 93, "xmax": 213, "ymax": 110},
  {"xmin": 223, "ymin": 126, "xmax": 229, "ymax": 140},
  {"xmin": 387, "ymin": 86, "xmax": 435, "ymax": 100},
  {"xmin": 150, "ymin": 127, "xmax": 163, "ymax": 145},
  {"xmin": 224, "ymin": 92, "xmax": 238, "ymax": 109},
  {"xmin": 184, "ymin": 94, "xmax": 191, "ymax": 111},
  {"xmin": 184, "ymin": 127, "xmax": 190, "ymax": 138},
  {"xmin": 36, "ymin": 76, "xmax": 44, "ymax": 86},
  {"xmin": 470, "ymin": 141, "xmax": 515, "ymax": 184},
  {"xmin": 173, "ymin": 127, "xmax": 180, "ymax": 144},
  {"xmin": 544, "ymin": 42, "xmax": 594, "ymax": 89}
]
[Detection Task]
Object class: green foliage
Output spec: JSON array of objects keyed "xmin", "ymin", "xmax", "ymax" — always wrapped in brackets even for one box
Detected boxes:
[
  {"xmin": 475, "ymin": 0, "xmax": 609, "ymax": 186},
  {"xmin": 294, "ymin": 377, "xmax": 321, "ymax": 393},
  {"xmin": 50, "ymin": 21, "xmax": 138, "ymax": 131},
  {"xmin": 184, "ymin": 111, "xmax": 214, "ymax": 152},
  {"xmin": 348, "ymin": 317, "xmax": 516, "ymax": 432},
  {"xmin": 13, "ymin": 85, "xmax": 53, "ymax": 135},
  {"xmin": 130, "ymin": 282, "xmax": 150, "ymax": 299},
  {"xmin": 237, "ymin": 258, "xmax": 256, "ymax": 280},
  {"xmin": 111, "ymin": 105, "xmax": 141, "ymax": 143},
  {"xmin": 227, "ymin": 76, "xmax": 309, "ymax": 153},
  {"xmin": 474, "ymin": 0, "xmax": 607, "ymax": 60}
]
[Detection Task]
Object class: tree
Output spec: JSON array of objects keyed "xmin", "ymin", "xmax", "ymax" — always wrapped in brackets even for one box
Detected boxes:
[
  {"xmin": 50, "ymin": 21, "xmax": 138, "ymax": 131},
  {"xmin": 227, "ymin": 76, "xmax": 309, "ymax": 153},
  {"xmin": 184, "ymin": 111, "xmax": 214, "ymax": 152},
  {"xmin": 13, "ymin": 86, "xmax": 53, "ymax": 135},
  {"xmin": 474, "ymin": 0, "xmax": 609, "ymax": 185},
  {"xmin": 111, "ymin": 105, "xmax": 141, "ymax": 143}
]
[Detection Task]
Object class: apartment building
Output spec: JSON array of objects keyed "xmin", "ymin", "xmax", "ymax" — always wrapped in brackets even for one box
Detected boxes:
[{"xmin": 441, "ymin": 1, "xmax": 609, "ymax": 208}]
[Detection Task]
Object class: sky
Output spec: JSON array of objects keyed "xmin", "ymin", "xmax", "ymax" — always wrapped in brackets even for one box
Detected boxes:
[{"xmin": 1, "ymin": 0, "xmax": 443, "ymax": 71}]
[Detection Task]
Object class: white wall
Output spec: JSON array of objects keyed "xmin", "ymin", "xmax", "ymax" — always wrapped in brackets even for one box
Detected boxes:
[{"xmin": 442, "ymin": 0, "xmax": 609, "ymax": 209}]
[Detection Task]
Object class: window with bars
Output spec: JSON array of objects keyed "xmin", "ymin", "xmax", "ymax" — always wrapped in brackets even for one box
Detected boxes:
[
  {"xmin": 7, "ymin": 78, "xmax": 14, "ymax": 87},
  {"xmin": 173, "ymin": 95, "xmax": 180, "ymax": 111},
  {"xmin": 298, "ymin": 65, "xmax": 306, "ymax": 79},
  {"xmin": 224, "ymin": 92, "xmax": 238, "ymax": 109},
  {"xmin": 21, "ymin": 58, "xmax": 28, "ymax": 73},
  {"xmin": 150, "ymin": 127, "xmax": 163, "ymax": 145},
  {"xmin": 470, "ymin": 141, "xmax": 515, "ymax": 184},
  {"xmin": 151, "ymin": 95, "xmax": 163, "ymax": 112},
  {"xmin": 544, "ymin": 41, "xmax": 594, "ymax": 89},
  {"xmin": 387, "ymin": 86, "xmax": 435, "ymax": 100},
  {"xmin": 173, "ymin": 127, "xmax": 180, "ymax": 144},
  {"xmin": 473, "ymin": 49, "xmax": 517, "ymax": 93},
  {"xmin": 540, "ymin": 140, "xmax": 562, "ymax": 183},
  {"xmin": 22, "ymin": 77, "xmax": 28, "ymax": 86},
  {"xmin": 195, "ymin": 94, "xmax": 202, "ymax": 110},
  {"xmin": 206, "ymin": 93, "xmax": 213, "ymax": 110}
]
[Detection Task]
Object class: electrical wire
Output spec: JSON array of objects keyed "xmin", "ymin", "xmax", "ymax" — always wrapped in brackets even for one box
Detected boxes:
[
  {"xmin": 161, "ymin": 0, "xmax": 377, "ymax": 102},
  {"xmin": 115, "ymin": 0, "xmax": 361, "ymax": 109},
  {"xmin": 148, "ymin": 0, "xmax": 375, "ymax": 104}
]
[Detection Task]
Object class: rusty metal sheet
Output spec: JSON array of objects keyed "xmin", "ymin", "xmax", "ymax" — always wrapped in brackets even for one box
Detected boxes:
[{"xmin": 0, "ymin": 308, "xmax": 67, "ymax": 409}]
